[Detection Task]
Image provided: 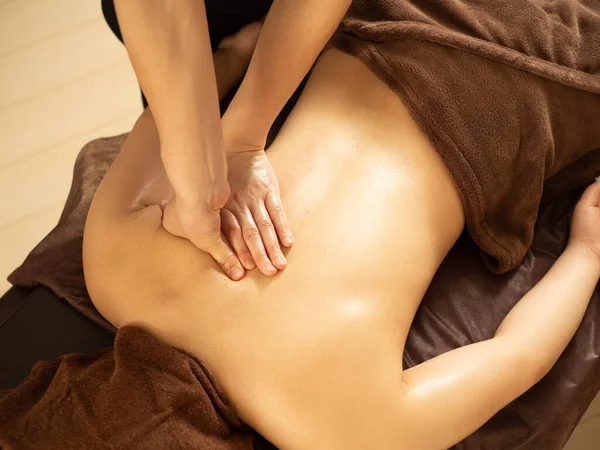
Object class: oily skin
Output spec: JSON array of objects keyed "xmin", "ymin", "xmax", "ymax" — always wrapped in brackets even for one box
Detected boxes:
[
  {"xmin": 84, "ymin": 49, "xmax": 600, "ymax": 449},
  {"xmin": 85, "ymin": 49, "xmax": 463, "ymax": 448}
]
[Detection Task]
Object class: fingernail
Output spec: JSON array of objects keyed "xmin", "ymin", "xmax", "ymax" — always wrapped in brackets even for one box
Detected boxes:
[
  {"xmin": 231, "ymin": 267, "xmax": 244, "ymax": 280},
  {"xmin": 265, "ymin": 261, "xmax": 276, "ymax": 273},
  {"xmin": 276, "ymin": 256, "xmax": 287, "ymax": 267},
  {"xmin": 245, "ymin": 259, "xmax": 256, "ymax": 270},
  {"xmin": 285, "ymin": 235, "xmax": 294, "ymax": 246}
]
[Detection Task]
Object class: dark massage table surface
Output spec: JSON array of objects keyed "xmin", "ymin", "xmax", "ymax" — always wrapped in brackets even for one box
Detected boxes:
[{"xmin": 0, "ymin": 286, "xmax": 114, "ymax": 391}]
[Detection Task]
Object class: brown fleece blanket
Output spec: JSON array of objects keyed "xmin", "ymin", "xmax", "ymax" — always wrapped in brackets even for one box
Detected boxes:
[
  {"xmin": 332, "ymin": 0, "xmax": 600, "ymax": 273},
  {"xmin": 0, "ymin": 326, "xmax": 253, "ymax": 450}
]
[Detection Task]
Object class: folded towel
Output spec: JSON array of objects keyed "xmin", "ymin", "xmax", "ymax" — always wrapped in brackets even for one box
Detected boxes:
[
  {"xmin": 332, "ymin": 0, "xmax": 600, "ymax": 272},
  {"xmin": 0, "ymin": 326, "xmax": 254, "ymax": 450}
]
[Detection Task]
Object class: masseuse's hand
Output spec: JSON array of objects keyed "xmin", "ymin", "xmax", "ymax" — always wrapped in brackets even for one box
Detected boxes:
[
  {"xmin": 220, "ymin": 147, "xmax": 293, "ymax": 276},
  {"xmin": 162, "ymin": 181, "xmax": 245, "ymax": 281},
  {"xmin": 569, "ymin": 178, "xmax": 600, "ymax": 266}
]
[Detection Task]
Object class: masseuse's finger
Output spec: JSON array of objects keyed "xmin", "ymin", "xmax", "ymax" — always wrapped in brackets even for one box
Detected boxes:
[
  {"xmin": 162, "ymin": 198, "xmax": 244, "ymax": 281},
  {"xmin": 265, "ymin": 190, "xmax": 293, "ymax": 248},
  {"xmin": 238, "ymin": 208, "xmax": 277, "ymax": 276},
  {"xmin": 208, "ymin": 237, "xmax": 245, "ymax": 281},
  {"xmin": 250, "ymin": 203, "xmax": 287, "ymax": 271},
  {"xmin": 220, "ymin": 208, "xmax": 255, "ymax": 270}
]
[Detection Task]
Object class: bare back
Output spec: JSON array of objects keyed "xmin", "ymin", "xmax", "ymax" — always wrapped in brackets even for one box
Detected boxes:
[{"xmin": 83, "ymin": 49, "xmax": 464, "ymax": 449}]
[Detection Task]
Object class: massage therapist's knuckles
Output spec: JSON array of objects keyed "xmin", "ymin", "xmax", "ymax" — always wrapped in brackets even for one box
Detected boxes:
[
  {"xmin": 219, "ymin": 254, "xmax": 244, "ymax": 280},
  {"xmin": 257, "ymin": 218, "xmax": 275, "ymax": 233},
  {"xmin": 243, "ymin": 226, "xmax": 261, "ymax": 241},
  {"xmin": 235, "ymin": 245, "xmax": 253, "ymax": 261},
  {"xmin": 230, "ymin": 190, "xmax": 245, "ymax": 205},
  {"xmin": 216, "ymin": 251, "xmax": 237, "ymax": 270},
  {"xmin": 273, "ymin": 216, "xmax": 291, "ymax": 237},
  {"xmin": 230, "ymin": 236, "xmax": 254, "ymax": 270},
  {"xmin": 207, "ymin": 236, "xmax": 238, "ymax": 265},
  {"xmin": 268, "ymin": 203, "xmax": 285, "ymax": 218},
  {"xmin": 280, "ymin": 223, "xmax": 291, "ymax": 236}
]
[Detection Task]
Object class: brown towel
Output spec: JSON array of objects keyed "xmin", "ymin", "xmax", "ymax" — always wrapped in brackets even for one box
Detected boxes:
[
  {"xmin": 0, "ymin": 326, "xmax": 254, "ymax": 450},
  {"xmin": 332, "ymin": 0, "xmax": 600, "ymax": 273}
]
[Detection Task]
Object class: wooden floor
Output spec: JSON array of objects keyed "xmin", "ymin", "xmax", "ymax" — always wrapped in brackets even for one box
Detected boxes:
[
  {"xmin": 0, "ymin": 0, "xmax": 141, "ymax": 294},
  {"xmin": 0, "ymin": 0, "xmax": 597, "ymax": 447}
]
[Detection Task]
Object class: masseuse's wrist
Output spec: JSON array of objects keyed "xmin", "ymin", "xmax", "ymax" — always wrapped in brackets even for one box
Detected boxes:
[
  {"xmin": 175, "ymin": 177, "xmax": 230, "ymax": 215},
  {"xmin": 221, "ymin": 124, "xmax": 268, "ymax": 155},
  {"xmin": 221, "ymin": 104, "xmax": 270, "ymax": 154},
  {"xmin": 160, "ymin": 127, "xmax": 227, "ymax": 208}
]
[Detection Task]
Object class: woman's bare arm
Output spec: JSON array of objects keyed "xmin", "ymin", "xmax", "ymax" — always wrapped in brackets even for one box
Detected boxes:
[
  {"xmin": 222, "ymin": 0, "xmax": 352, "ymax": 149},
  {"xmin": 216, "ymin": 0, "xmax": 352, "ymax": 277},
  {"xmin": 398, "ymin": 182, "xmax": 600, "ymax": 450},
  {"xmin": 114, "ymin": 0, "xmax": 224, "ymax": 205},
  {"xmin": 111, "ymin": 5, "xmax": 269, "ymax": 278}
]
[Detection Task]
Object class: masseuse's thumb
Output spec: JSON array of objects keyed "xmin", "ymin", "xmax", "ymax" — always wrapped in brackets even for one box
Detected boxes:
[
  {"xmin": 161, "ymin": 197, "xmax": 186, "ymax": 238},
  {"xmin": 162, "ymin": 197, "xmax": 245, "ymax": 281}
]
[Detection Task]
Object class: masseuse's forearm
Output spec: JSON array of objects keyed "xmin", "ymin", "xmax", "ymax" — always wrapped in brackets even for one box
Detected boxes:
[
  {"xmin": 222, "ymin": 0, "xmax": 352, "ymax": 148},
  {"xmin": 114, "ymin": 0, "xmax": 225, "ymax": 205}
]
